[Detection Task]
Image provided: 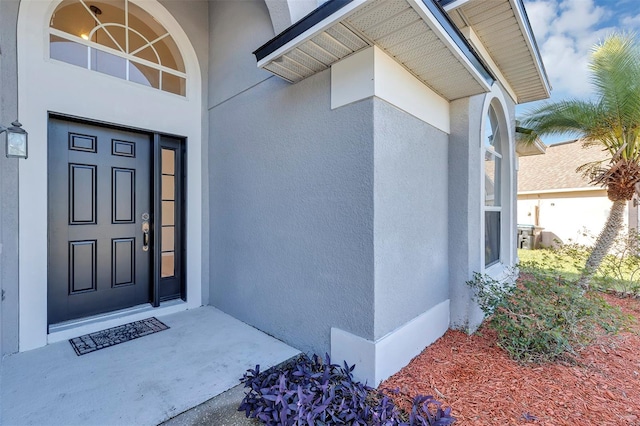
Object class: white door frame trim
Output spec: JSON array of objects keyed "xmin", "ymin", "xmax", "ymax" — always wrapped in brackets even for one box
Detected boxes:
[{"xmin": 17, "ymin": 0, "xmax": 203, "ymax": 351}]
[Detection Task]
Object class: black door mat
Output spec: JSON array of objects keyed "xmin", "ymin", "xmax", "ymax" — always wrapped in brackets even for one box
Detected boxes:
[{"xmin": 69, "ymin": 317, "xmax": 169, "ymax": 356}]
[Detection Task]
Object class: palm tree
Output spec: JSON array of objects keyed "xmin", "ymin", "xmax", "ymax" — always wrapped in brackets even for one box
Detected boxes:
[{"xmin": 519, "ymin": 33, "xmax": 640, "ymax": 288}]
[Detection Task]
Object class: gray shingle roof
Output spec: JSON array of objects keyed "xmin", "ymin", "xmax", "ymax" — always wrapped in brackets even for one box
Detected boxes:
[{"xmin": 518, "ymin": 139, "xmax": 609, "ymax": 192}]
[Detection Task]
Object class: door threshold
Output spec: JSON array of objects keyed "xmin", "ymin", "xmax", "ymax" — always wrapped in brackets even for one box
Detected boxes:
[{"xmin": 48, "ymin": 299, "xmax": 187, "ymax": 344}]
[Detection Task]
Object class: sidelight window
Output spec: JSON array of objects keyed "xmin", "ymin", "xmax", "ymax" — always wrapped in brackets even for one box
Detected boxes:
[
  {"xmin": 49, "ymin": 0, "xmax": 186, "ymax": 95},
  {"xmin": 161, "ymin": 148, "xmax": 176, "ymax": 278}
]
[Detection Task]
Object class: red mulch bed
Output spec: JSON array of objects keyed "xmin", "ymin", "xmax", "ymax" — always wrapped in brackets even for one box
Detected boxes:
[{"xmin": 382, "ymin": 294, "xmax": 640, "ymax": 425}]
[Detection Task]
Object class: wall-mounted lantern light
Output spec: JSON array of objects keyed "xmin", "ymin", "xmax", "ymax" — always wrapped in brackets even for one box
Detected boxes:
[{"xmin": 1, "ymin": 121, "xmax": 28, "ymax": 159}]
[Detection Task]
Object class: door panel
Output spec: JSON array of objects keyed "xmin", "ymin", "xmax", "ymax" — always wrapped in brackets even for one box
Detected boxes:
[
  {"xmin": 112, "ymin": 238, "xmax": 135, "ymax": 287},
  {"xmin": 48, "ymin": 118, "xmax": 152, "ymax": 324},
  {"xmin": 112, "ymin": 168, "xmax": 136, "ymax": 223},
  {"xmin": 69, "ymin": 164, "xmax": 97, "ymax": 224}
]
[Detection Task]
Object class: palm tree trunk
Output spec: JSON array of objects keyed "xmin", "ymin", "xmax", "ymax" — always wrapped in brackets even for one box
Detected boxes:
[{"xmin": 578, "ymin": 199, "xmax": 626, "ymax": 289}]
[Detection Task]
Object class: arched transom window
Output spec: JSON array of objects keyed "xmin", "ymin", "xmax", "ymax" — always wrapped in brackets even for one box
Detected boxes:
[{"xmin": 49, "ymin": 0, "xmax": 186, "ymax": 96}]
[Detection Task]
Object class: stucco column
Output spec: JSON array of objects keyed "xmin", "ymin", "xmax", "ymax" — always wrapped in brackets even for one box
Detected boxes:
[
  {"xmin": 448, "ymin": 95, "xmax": 485, "ymax": 332},
  {"xmin": 0, "ymin": 0, "xmax": 21, "ymax": 356}
]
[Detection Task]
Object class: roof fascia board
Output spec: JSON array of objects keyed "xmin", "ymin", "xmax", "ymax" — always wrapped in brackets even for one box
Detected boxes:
[
  {"xmin": 510, "ymin": 0, "xmax": 551, "ymax": 97},
  {"xmin": 406, "ymin": 0, "xmax": 493, "ymax": 89},
  {"xmin": 440, "ymin": 0, "xmax": 471, "ymax": 11},
  {"xmin": 253, "ymin": 0, "xmax": 366, "ymax": 67},
  {"xmin": 518, "ymin": 188, "xmax": 603, "ymax": 196},
  {"xmin": 531, "ymin": 138, "xmax": 547, "ymax": 153},
  {"xmin": 461, "ymin": 26, "xmax": 517, "ymax": 102}
]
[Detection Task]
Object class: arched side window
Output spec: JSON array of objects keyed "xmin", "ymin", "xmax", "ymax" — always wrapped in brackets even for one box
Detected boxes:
[
  {"xmin": 484, "ymin": 104, "xmax": 503, "ymax": 267},
  {"xmin": 49, "ymin": 0, "xmax": 186, "ymax": 95}
]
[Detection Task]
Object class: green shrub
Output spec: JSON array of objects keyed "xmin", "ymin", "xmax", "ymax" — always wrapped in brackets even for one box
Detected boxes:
[{"xmin": 467, "ymin": 269, "xmax": 629, "ymax": 363}]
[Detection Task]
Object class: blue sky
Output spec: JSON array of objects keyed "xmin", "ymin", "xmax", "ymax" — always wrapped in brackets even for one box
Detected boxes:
[{"xmin": 517, "ymin": 0, "xmax": 639, "ymax": 144}]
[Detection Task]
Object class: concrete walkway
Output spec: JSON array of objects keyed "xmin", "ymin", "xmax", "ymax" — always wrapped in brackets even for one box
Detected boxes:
[
  {"xmin": 0, "ymin": 307, "xmax": 299, "ymax": 426},
  {"xmin": 161, "ymin": 384, "xmax": 260, "ymax": 426}
]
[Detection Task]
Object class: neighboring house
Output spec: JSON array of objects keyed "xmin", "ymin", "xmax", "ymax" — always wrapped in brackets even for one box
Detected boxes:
[
  {"xmin": 518, "ymin": 139, "xmax": 638, "ymax": 247},
  {"xmin": 0, "ymin": 0, "xmax": 550, "ymax": 385}
]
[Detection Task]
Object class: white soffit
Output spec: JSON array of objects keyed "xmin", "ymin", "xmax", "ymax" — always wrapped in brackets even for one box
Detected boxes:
[
  {"xmin": 448, "ymin": 0, "xmax": 551, "ymax": 103},
  {"xmin": 516, "ymin": 138, "xmax": 547, "ymax": 157},
  {"xmin": 254, "ymin": 0, "xmax": 494, "ymax": 101}
]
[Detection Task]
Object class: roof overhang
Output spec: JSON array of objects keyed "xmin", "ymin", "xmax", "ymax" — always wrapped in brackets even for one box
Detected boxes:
[
  {"xmin": 516, "ymin": 137, "xmax": 546, "ymax": 157},
  {"xmin": 515, "ymin": 126, "xmax": 546, "ymax": 156},
  {"xmin": 253, "ymin": 0, "xmax": 495, "ymax": 101},
  {"xmin": 442, "ymin": 0, "xmax": 551, "ymax": 103}
]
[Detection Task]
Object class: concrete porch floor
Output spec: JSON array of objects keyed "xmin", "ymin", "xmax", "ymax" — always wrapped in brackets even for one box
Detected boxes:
[{"xmin": 0, "ymin": 306, "xmax": 300, "ymax": 425}]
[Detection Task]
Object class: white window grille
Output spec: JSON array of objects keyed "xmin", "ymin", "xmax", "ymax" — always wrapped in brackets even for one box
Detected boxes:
[
  {"xmin": 484, "ymin": 105, "xmax": 502, "ymax": 267},
  {"xmin": 49, "ymin": 0, "xmax": 186, "ymax": 96}
]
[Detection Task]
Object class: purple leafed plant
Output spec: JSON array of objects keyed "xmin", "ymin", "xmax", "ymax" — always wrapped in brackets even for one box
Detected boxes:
[
  {"xmin": 238, "ymin": 353, "xmax": 456, "ymax": 426},
  {"xmin": 405, "ymin": 395, "xmax": 456, "ymax": 426}
]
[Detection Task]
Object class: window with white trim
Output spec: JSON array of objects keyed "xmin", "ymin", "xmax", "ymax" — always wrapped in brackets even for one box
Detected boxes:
[
  {"xmin": 484, "ymin": 105, "xmax": 502, "ymax": 267},
  {"xmin": 49, "ymin": 0, "xmax": 186, "ymax": 95}
]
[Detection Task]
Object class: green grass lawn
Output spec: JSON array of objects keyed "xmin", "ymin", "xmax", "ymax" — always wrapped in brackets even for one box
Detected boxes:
[
  {"xmin": 518, "ymin": 247, "xmax": 640, "ymax": 296},
  {"xmin": 517, "ymin": 248, "xmax": 583, "ymax": 280}
]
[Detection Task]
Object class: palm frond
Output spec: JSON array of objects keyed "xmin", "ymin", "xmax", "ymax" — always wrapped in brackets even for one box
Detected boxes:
[
  {"xmin": 519, "ymin": 33, "xmax": 640, "ymax": 168},
  {"xmin": 576, "ymin": 159, "xmax": 607, "ymax": 182},
  {"xmin": 590, "ymin": 33, "xmax": 640, "ymax": 131},
  {"xmin": 519, "ymin": 99, "xmax": 601, "ymax": 139}
]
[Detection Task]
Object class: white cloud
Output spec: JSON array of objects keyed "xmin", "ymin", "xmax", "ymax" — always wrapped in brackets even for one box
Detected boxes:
[
  {"xmin": 554, "ymin": 0, "xmax": 609, "ymax": 36},
  {"xmin": 621, "ymin": 13, "xmax": 640, "ymax": 28},
  {"xmin": 524, "ymin": 0, "xmax": 556, "ymax": 40},
  {"xmin": 523, "ymin": 0, "xmax": 616, "ymax": 100}
]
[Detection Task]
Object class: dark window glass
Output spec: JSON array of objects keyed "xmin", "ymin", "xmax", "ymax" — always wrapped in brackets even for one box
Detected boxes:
[
  {"xmin": 50, "ymin": 34, "xmax": 88, "ymax": 68},
  {"xmin": 485, "ymin": 211, "xmax": 500, "ymax": 267},
  {"xmin": 91, "ymin": 49, "xmax": 126, "ymax": 79}
]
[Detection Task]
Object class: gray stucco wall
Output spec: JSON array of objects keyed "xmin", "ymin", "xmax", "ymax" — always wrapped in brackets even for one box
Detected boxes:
[
  {"xmin": 208, "ymin": 68, "xmax": 376, "ymax": 355},
  {"xmin": 208, "ymin": 0, "xmax": 274, "ymax": 109},
  {"xmin": 373, "ymin": 100, "xmax": 449, "ymax": 339},
  {"xmin": 0, "ymin": 0, "xmax": 20, "ymax": 357}
]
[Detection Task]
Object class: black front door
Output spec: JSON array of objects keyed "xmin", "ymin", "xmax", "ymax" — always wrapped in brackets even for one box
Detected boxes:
[{"xmin": 48, "ymin": 118, "xmax": 153, "ymax": 324}]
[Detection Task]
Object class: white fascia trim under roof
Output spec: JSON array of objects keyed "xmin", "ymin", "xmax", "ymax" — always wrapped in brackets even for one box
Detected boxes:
[
  {"xmin": 441, "ymin": 0, "xmax": 470, "ymax": 11},
  {"xmin": 509, "ymin": 0, "xmax": 551, "ymax": 97},
  {"xmin": 254, "ymin": 0, "xmax": 493, "ymax": 93},
  {"xmin": 442, "ymin": 0, "xmax": 551, "ymax": 102},
  {"xmin": 256, "ymin": 0, "xmax": 369, "ymax": 69},
  {"xmin": 518, "ymin": 188, "xmax": 604, "ymax": 196}
]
